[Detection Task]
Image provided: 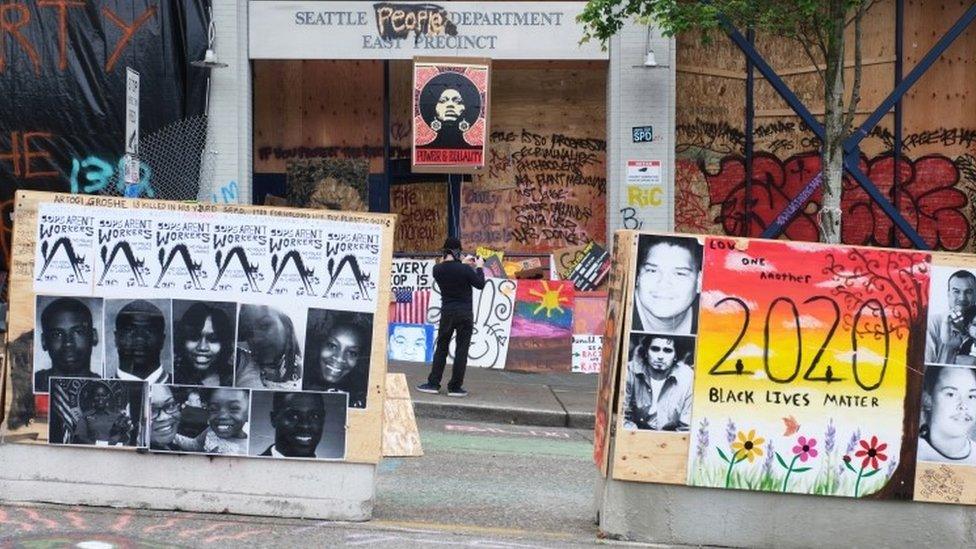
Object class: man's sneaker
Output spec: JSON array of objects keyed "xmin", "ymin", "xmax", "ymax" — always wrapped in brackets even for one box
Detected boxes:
[
  {"xmin": 447, "ymin": 388, "xmax": 469, "ymax": 398},
  {"xmin": 416, "ymin": 382, "xmax": 440, "ymax": 394}
]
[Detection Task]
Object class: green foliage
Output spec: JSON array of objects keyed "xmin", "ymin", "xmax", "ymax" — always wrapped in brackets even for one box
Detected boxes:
[{"xmin": 578, "ymin": 0, "xmax": 869, "ymax": 46}]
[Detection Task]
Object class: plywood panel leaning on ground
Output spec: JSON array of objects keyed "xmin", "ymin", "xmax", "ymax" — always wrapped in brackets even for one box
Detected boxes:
[
  {"xmin": 382, "ymin": 373, "xmax": 423, "ymax": 457},
  {"xmin": 3, "ymin": 191, "xmax": 396, "ymax": 465}
]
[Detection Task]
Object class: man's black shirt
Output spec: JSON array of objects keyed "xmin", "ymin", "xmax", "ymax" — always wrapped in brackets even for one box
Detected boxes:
[{"xmin": 434, "ymin": 260, "xmax": 486, "ymax": 312}]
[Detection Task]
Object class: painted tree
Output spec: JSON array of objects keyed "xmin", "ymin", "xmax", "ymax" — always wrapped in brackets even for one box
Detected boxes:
[
  {"xmin": 578, "ymin": 0, "xmax": 876, "ymax": 243},
  {"xmin": 821, "ymin": 247, "xmax": 929, "ymax": 498}
]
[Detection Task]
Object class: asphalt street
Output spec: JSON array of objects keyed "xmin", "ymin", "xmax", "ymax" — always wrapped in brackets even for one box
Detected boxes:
[{"xmin": 0, "ymin": 417, "xmax": 639, "ymax": 548}]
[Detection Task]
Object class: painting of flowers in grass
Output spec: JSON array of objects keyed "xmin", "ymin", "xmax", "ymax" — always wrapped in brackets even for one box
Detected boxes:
[{"xmin": 686, "ymin": 238, "xmax": 930, "ymax": 498}]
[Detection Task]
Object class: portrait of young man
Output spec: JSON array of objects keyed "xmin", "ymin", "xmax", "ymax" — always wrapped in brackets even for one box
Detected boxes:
[
  {"xmin": 34, "ymin": 296, "xmax": 104, "ymax": 394},
  {"xmin": 105, "ymin": 299, "xmax": 173, "ymax": 383},
  {"xmin": 632, "ymin": 235, "xmax": 703, "ymax": 335},
  {"xmin": 248, "ymin": 390, "xmax": 347, "ymax": 460},
  {"xmin": 622, "ymin": 333, "xmax": 695, "ymax": 432}
]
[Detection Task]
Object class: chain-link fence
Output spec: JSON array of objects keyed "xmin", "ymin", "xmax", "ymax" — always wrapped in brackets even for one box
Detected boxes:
[{"xmin": 97, "ymin": 115, "xmax": 215, "ymax": 202}]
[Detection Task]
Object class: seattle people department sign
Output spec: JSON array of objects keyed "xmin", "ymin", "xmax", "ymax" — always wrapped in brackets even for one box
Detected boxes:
[{"xmin": 248, "ymin": 1, "xmax": 608, "ymax": 60}]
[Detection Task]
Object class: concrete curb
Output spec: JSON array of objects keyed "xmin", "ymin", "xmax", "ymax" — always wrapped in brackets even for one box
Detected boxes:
[{"xmin": 413, "ymin": 399, "xmax": 596, "ymax": 429}]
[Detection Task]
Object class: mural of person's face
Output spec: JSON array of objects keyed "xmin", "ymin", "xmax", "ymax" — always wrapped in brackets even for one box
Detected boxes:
[
  {"xmin": 319, "ymin": 325, "xmax": 364, "ymax": 384},
  {"xmin": 42, "ymin": 307, "xmax": 97, "ymax": 373},
  {"xmin": 150, "ymin": 385, "xmax": 182, "ymax": 447},
  {"xmin": 116, "ymin": 307, "xmax": 165, "ymax": 370},
  {"xmin": 91, "ymin": 385, "xmax": 112, "ymax": 412},
  {"xmin": 271, "ymin": 393, "xmax": 325, "ymax": 457},
  {"xmin": 645, "ymin": 337, "xmax": 677, "ymax": 373},
  {"xmin": 636, "ymin": 243, "xmax": 700, "ymax": 322},
  {"xmin": 391, "ymin": 326, "xmax": 426, "ymax": 362},
  {"xmin": 246, "ymin": 307, "xmax": 288, "ymax": 366},
  {"xmin": 434, "ymin": 89, "xmax": 465, "ymax": 122},
  {"xmin": 928, "ymin": 367, "xmax": 976, "ymax": 439},
  {"xmin": 948, "ymin": 275, "xmax": 976, "ymax": 312},
  {"xmin": 185, "ymin": 316, "xmax": 222, "ymax": 372},
  {"xmin": 207, "ymin": 389, "xmax": 249, "ymax": 438}
]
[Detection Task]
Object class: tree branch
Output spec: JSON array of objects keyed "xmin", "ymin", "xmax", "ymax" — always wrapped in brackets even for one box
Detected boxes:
[
  {"xmin": 844, "ymin": 1, "xmax": 866, "ymax": 131},
  {"xmin": 798, "ymin": 35, "xmax": 826, "ymax": 85},
  {"xmin": 846, "ymin": 0, "xmax": 878, "ymax": 27}
]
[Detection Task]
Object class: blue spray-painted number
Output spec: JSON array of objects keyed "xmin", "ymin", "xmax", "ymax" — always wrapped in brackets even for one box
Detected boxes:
[{"xmin": 69, "ymin": 155, "xmax": 155, "ymax": 198}]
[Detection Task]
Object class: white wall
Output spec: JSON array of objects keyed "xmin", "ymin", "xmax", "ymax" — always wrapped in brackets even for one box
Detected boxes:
[
  {"xmin": 607, "ymin": 22, "xmax": 676, "ymax": 238},
  {"xmin": 201, "ymin": 0, "xmax": 252, "ymax": 205}
]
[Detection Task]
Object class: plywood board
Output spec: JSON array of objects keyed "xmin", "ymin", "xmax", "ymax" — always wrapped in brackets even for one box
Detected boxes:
[
  {"xmin": 382, "ymin": 373, "xmax": 423, "ymax": 457},
  {"xmin": 253, "ymin": 60, "xmax": 390, "ymax": 174},
  {"xmin": 460, "ymin": 62, "xmax": 607, "ymax": 252},
  {"xmin": 390, "ymin": 182, "xmax": 448, "ymax": 253},
  {"xmin": 3, "ymin": 191, "xmax": 396, "ymax": 465},
  {"xmin": 594, "ymin": 231, "xmax": 634, "ymax": 476}
]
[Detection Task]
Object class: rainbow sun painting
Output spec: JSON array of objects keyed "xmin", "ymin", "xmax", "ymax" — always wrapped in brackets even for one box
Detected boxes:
[{"xmin": 511, "ymin": 280, "xmax": 574, "ymax": 338}]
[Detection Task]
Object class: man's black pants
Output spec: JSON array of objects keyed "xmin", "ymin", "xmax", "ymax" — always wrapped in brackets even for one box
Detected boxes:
[{"xmin": 428, "ymin": 308, "xmax": 473, "ymax": 391}]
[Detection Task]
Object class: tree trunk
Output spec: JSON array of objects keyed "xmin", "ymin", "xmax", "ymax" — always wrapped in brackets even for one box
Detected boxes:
[{"xmin": 820, "ymin": 1, "xmax": 847, "ymax": 244}]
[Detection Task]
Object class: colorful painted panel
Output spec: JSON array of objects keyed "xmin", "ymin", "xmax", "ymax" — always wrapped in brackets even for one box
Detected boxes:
[{"xmin": 686, "ymin": 238, "xmax": 930, "ymax": 499}]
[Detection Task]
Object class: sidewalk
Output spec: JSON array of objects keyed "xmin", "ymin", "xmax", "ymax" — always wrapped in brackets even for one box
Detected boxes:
[{"xmin": 388, "ymin": 360, "xmax": 598, "ymax": 429}]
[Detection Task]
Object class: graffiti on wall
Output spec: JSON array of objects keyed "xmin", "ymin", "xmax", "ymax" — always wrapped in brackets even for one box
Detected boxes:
[
  {"xmin": 461, "ymin": 129, "xmax": 607, "ymax": 251},
  {"xmin": 676, "ymin": 123, "xmax": 976, "ymax": 252}
]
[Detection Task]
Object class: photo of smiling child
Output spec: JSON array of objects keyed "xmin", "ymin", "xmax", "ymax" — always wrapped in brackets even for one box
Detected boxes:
[{"xmin": 148, "ymin": 385, "xmax": 251, "ymax": 456}]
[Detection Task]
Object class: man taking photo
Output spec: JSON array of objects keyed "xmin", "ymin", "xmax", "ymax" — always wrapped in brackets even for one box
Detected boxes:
[{"xmin": 416, "ymin": 237, "xmax": 485, "ymax": 397}]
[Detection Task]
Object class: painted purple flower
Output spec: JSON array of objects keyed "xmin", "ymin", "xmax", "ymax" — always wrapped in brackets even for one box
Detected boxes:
[
  {"xmin": 695, "ymin": 418, "xmax": 710, "ymax": 461},
  {"xmin": 825, "ymin": 419, "xmax": 836, "ymax": 454},
  {"xmin": 725, "ymin": 419, "xmax": 737, "ymax": 444},
  {"xmin": 792, "ymin": 436, "xmax": 819, "ymax": 462}
]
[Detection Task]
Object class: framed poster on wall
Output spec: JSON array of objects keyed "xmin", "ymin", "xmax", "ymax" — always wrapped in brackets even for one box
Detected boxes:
[{"xmin": 411, "ymin": 57, "xmax": 491, "ymax": 174}]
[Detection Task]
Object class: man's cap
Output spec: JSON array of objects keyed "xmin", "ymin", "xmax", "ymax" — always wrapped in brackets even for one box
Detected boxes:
[{"xmin": 442, "ymin": 237, "xmax": 462, "ymax": 251}]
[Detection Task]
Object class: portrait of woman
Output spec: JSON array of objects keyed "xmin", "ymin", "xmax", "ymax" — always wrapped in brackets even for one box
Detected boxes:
[
  {"xmin": 173, "ymin": 301, "xmax": 237, "ymax": 386},
  {"xmin": 416, "ymin": 71, "xmax": 484, "ymax": 151},
  {"xmin": 918, "ymin": 365, "xmax": 976, "ymax": 465},
  {"xmin": 303, "ymin": 309, "xmax": 373, "ymax": 408}
]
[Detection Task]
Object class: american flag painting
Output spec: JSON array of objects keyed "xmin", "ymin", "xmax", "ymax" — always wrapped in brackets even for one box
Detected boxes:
[{"xmin": 392, "ymin": 289, "xmax": 432, "ymax": 324}]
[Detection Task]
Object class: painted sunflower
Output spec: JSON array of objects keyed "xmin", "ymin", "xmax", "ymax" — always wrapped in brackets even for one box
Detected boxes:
[{"xmin": 731, "ymin": 429, "xmax": 765, "ymax": 463}]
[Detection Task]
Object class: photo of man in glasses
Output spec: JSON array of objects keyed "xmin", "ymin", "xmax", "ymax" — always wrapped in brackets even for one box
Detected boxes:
[{"xmin": 622, "ymin": 333, "xmax": 695, "ymax": 432}]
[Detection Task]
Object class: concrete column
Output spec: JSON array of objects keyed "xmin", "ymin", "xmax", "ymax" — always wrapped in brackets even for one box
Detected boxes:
[
  {"xmin": 0, "ymin": 444, "xmax": 375, "ymax": 520},
  {"xmin": 606, "ymin": 21, "xmax": 676, "ymax": 240},
  {"xmin": 202, "ymin": 0, "xmax": 252, "ymax": 205}
]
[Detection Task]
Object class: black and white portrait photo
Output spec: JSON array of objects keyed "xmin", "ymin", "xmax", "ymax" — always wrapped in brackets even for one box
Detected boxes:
[
  {"xmin": 302, "ymin": 308, "xmax": 373, "ymax": 408},
  {"xmin": 632, "ymin": 234, "xmax": 703, "ymax": 335},
  {"xmin": 917, "ymin": 365, "xmax": 976, "ymax": 465},
  {"xmin": 248, "ymin": 390, "xmax": 347, "ymax": 460},
  {"xmin": 48, "ymin": 378, "xmax": 145, "ymax": 447},
  {"xmin": 622, "ymin": 333, "xmax": 695, "ymax": 432},
  {"xmin": 172, "ymin": 300, "xmax": 238, "ymax": 387},
  {"xmin": 33, "ymin": 295, "xmax": 104, "ymax": 394},
  {"xmin": 235, "ymin": 303, "xmax": 305, "ymax": 390},
  {"xmin": 103, "ymin": 298, "xmax": 173, "ymax": 383},
  {"xmin": 148, "ymin": 384, "xmax": 251, "ymax": 456},
  {"xmin": 926, "ymin": 267, "xmax": 976, "ymax": 365}
]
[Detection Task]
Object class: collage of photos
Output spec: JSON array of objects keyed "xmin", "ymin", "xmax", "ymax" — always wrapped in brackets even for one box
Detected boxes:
[
  {"xmin": 623, "ymin": 234, "xmax": 702, "ymax": 433},
  {"xmin": 920, "ymin": 267, "xmax": 976, "ymax": 466},
  {"xmin": 36, "ymin": 295, "xmax": 373, "ymax": 461}
]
